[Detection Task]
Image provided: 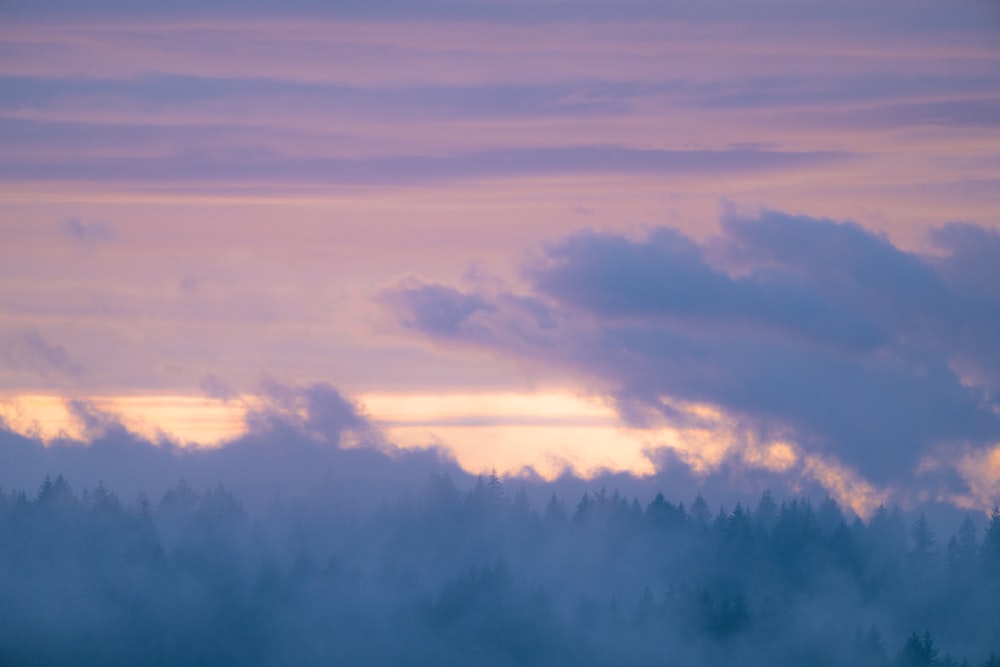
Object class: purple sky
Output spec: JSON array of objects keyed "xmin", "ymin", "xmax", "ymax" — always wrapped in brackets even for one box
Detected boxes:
[{"xmin": 1, "ymin": 0, "xmax": 999, "ymax": 514}]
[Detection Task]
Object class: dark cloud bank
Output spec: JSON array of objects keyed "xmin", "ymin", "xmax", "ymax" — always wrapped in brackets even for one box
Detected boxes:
[{"xmin": 387, "ymin": 211, "xmax": 1000, "ymax": 496}]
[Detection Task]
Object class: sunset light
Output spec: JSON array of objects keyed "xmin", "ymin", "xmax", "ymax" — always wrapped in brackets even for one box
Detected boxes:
[{"xmin": 3, "ymin": 1, "xmax": 999, "ymax": 662}]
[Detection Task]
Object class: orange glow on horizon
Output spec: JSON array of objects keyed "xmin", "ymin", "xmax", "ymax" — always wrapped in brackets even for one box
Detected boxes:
[
  {"xmin": 0, "ymin": 394, "xmax": 246, "ymax": 446},
  {"xmin": 0, "ymin": 390, "xmax": 956, "ymax": 517}
]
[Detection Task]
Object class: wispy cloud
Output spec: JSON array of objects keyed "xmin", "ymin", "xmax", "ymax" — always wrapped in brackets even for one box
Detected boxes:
[
  {"xmin": 61, "ymin": 217, "xmax": 112, "ymax": 242},
  {"xmin": 0, "ymin": 327, "xmax": 82, "ymax": 380},
  {"xmin": 0, "ymin": 141, "xmax": 851, "ymax": 185}
]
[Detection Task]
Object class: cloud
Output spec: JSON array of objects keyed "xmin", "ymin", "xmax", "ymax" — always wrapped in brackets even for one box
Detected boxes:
[
  {"xmin": 0, "ymin": 138, "xmax": 850, "ymax": 186},
  {"xmin": 246, "ymin": 379, "xmax": 371, "ymax": 444},
  {"xmin": 813, "ymin": 98, "xmax": 1000, "ymax": 130},
  {"xmin": 0, "ymin": 327, "xmax": 82, "ymax": 380},
  {"xmin": 199, "ymin": 373, "xmax": 237, "ymax": 401},
  {"xmin": 930, "ymin": 222, "xmax": 1000, "ymax": 305},
  {"xmin": 3, "ymin": 0, "xmax": 997, "ymax": 34},
  {"xmin": 381, "ymin": 280, "xmax": 497, "ymax": 338},
  {"xmin": 61, "ymin": 218, "xmax": 113, "ymax": 243},
  {"xmin": 384, "ymin": 211, "xmax": 1000, "ymax": 493}
]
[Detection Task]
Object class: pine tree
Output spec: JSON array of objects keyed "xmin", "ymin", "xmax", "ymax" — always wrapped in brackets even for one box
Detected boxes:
[
  {"xmin": 909, "ymin": 513, "xmax": 938, "ymax": 577},
  {"xmin": 851, "ymin": 624, "xmax": 888, "ymax": 667},
  {"xmin": 132, "ymin": 492, "xmax": 153, "ymax": 521},
  {"xmin": 35, "ymin": 474, "xmax": 76, "ymax": 511},
  {"xmin": 690, "ymin": 492, "xmax": 710, "ymax": 526},
  {"xmin": 817, "ymin": 495, "xmax": 845, "ymax": 534},
  {"xmin": 755, "ymin": 489, "xmax": 777, "ymax": 528},
  {"xmin": 895, "ymin": 631, "xmax": 939, "ymax": 667},
  {"xmin": 946, "ymin": 517, "xmax": 977, "ymax": 582},
  {"xmin": 631, "ymin": 586, "xmax": 656, "ymax": 629},
  {"xmin": 486, "ymin": 467, "xmax": 505, "ymax": 505},
  {"xmin": 982, "ymin": 507, "xmax": 1000, "ymax": 574},
  {"xmin": 910, "ymin": 513, "xmax": 937, "ymax": 557},
  {"xmin": 543, "ymin": 493, "xmax": 567, "ymax": 526}
]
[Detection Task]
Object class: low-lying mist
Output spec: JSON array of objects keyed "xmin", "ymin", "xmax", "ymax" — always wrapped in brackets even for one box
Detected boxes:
[{"xmin": 2, "ymin": 467, "xmax": 998, "ymax": 666}]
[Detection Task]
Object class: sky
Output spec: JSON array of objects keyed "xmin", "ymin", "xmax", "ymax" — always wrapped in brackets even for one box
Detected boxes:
[{"xmin": 1, "ymin": 0, "xmax": 999, "ymax": 516}]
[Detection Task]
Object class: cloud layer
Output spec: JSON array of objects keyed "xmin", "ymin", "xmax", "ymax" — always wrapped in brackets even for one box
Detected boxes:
[{"xmin": 2, "ymin": 2, "xmax": 997, "ymax": 401}]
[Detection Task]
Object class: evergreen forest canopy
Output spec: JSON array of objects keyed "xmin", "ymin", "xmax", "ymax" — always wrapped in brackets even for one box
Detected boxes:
[{"xmin": 2, "ymin": 472, "xmax": 999, "ymax": 667}]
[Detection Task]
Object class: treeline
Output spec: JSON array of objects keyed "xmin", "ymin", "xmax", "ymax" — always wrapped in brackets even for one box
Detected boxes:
[{"xmin": 1, "ymin": 472, "xmax": 999, "ymax": 666}]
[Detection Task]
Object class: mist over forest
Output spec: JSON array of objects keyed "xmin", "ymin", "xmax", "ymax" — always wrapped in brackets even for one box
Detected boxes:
[
  {"xmin": 4, "ymin": 0, "xmax": 1000, "ymax": 664},
  {"xmin": 2, "ymin": 390, "xmax": 999, "ymax": 666},
  {"xmin": 3, "ymin": 463, "xmax": 999, "ymax": 666}
]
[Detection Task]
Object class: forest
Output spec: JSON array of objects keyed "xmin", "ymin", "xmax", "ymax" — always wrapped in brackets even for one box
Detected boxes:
[{"xmin": 1, "ymin": 472, "xmax": 999, "ymax": 666}]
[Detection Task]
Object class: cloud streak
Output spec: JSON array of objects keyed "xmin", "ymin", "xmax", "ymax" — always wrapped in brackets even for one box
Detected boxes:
[{"xmin": 0, "ymin": 139, "xmax": 850, "ymax": 185}]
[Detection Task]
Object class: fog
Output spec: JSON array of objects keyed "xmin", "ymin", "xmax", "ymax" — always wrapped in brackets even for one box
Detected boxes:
[{"xmin": 2, "ymin": 466, "xmax": 998, "ymax": 665}]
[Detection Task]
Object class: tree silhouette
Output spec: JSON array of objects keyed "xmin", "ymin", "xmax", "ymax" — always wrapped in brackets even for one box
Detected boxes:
[
  {"xmin": 2, "ymin": 474, "xmax": 998, "ymax": 666},
  {"xmin": 690, "ymin": 492, "xmax": 710, "ymax": 526},
  {"xmin": 910, "ymin": 513, "xmax": 937, "ymax": 557},
  {"xmin": 852, "ymin": 625, "xmax": 889, "ymax": 667},
  {"xmin": 895, "ymin": 631, "xmax": 940, "ymax": 667},
  {"xmin": 946, "ymin": 517, "xmax": 977, "ymax": 585},
  {"xmin": 755, "ymin": 489, "xmax": 777, "ymax": 529},
  {"xmin": 982, "ymin": 507, "xmax": 1000, "ymax": 574}
]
